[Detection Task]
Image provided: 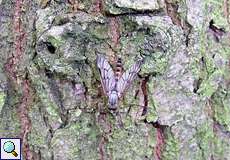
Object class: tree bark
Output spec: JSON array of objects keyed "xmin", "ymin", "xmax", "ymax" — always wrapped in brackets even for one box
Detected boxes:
[{"xmin": 0, "ymin": 0, "xmax": 229, "ymax": 159}]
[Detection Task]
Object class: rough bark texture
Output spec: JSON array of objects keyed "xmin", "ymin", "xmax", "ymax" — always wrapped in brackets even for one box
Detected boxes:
[{"xmin": 0, "ymin": 0, "xmax": 229, "ymax": 159}]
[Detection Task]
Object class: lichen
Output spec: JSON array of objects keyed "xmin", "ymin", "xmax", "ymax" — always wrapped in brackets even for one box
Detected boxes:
[
  {"xmin": 195, "ymin": 122, "xmax": 214, "ymax": 159},
  {"xmin": 88, "ymin": 23, "xmax": 109, "ymax": 40},
  {"xmin": 203, "ymin": 0, "xmax": 229, "ymax": 27},
  {"xmin": 212, "ymin": 89, "xmax": 230, "ymax": 131},
  {"xmin": 212, "ymin": 135, "xmax": 230, "ymax": 159},
  {"xmin": 51, "ymin": 113, "xmax": 99, "ymax": 159},
  {"xmin": 28, "ymin": 65, "xmax": 63, "ymax": 128},
  {"xmin": 47, "ymin": 35, "xmax": 64, "ymax": 48},
  {"xmin": 107, "ymin": 122, "xmax": 153, "ymax": 159},
  {"xmin": 162, "ymin": 131, "xmax": 179, "ymax": 160},
  {"xmin": 0, "ymin": 92, "xmax": 6, "ymax": 112},
  {"xmin": 120, "ymin": 16, "xmax": 139, "ymax": 34},
  {"xmin": 197, "ymin": 70, "xmax": 224, "ymax": 98}
]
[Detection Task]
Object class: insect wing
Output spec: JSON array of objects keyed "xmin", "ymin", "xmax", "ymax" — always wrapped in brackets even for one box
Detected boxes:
[
  {"xmin": 117, "ymin": 58, "xmax": 143, "ymax": 98},
  {"xmin": 96, "ymin": 54, "xmax": 116, "ymax": 95}
]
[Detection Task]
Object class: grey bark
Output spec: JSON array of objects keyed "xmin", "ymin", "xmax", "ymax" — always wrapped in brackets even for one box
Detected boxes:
[{"xmin": 0, "ymin": 0, "xmax": 230, "ymax": 160}]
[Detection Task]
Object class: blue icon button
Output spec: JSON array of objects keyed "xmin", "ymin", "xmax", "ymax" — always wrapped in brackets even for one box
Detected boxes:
[
  {"xmin": 3, "ymin": 141, "xmax": 18, "ymax": 157},
  {"xmin": 0, "ymin": 138, "xmax": 21, "ymax": 159}
]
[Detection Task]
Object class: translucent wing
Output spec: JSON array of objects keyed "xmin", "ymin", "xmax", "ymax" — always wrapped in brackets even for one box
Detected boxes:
[
  {"xmin": 96, "ymin": 54, "xmax": 116, "ymax": 96},
  {"xmin": 117, "ymin": 58, "xmax": 143, "ymax": 98}
]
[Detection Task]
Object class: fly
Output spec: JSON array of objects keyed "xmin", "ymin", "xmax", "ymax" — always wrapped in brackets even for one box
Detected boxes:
[{"xmin": 96, "ymin": 54, "xmax": 143, "ymax": 110}]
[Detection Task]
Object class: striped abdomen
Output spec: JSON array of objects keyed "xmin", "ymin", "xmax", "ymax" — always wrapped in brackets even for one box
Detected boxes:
[{"xmin": 115, "ymin": 57, "xmax": 123, "ymax": 81}]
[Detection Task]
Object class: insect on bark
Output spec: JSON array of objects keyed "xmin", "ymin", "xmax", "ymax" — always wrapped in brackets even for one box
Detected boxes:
[{"xmin": 96, "ymin": 54, "xmax": 144, "ymax": 110}]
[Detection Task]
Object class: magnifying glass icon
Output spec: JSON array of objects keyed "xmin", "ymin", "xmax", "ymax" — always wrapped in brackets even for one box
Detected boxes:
[{"xmin": 3, "ymin": 141, "xmax": 18, "ymax": 157}]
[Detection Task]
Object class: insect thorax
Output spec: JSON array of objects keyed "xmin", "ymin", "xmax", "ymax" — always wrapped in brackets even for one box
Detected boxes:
[{"xmin": 108, "ymin": 90, "xmax": 118, "ymax": 109}]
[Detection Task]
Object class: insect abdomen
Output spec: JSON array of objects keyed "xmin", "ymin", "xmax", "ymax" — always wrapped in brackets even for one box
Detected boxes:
[{"xmin": 115, "ymin": 57, "xmax": 123, "ymax": 81}]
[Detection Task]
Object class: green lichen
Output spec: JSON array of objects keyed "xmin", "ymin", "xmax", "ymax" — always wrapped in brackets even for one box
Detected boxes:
[
  {"xmin": 212, "ymin": 89, "xmax": 230, "ymax": 131},
  {"xmin": 51, "ymin": 113, "xmax": 99, "ymax": 159},
  {"xmin": 27, "ymin": 103, "xmax": 51, "ymax": 158},
  {"xmin": 36, "ymin": 8, "xmax": 54, "ymax": 36},
  {"xmin": 142, "ymin": 53, "xmax": 168, "ymax": 75},
  {"xmin": 195, "ymin": 122, "xmax": 214, "ymax": 159},
  {"xmin": 0, "ymin": 92, "xmax": 6, "ymax": 112},
  {"xmin": 175, "ymin": 0, "xmax": 188, "ymax": 24},
  {"xmin": 53, "ymin": 15, "xmax": 70, "ymax": 26},
  {"xmin": 212, "ymin": 135, "xmax": 230, "ymax": 159},
  {"xmin": 189, "ymin": 56, "xmax": 203, "ymax": 80},
  {"xmin": 78, "ymin": 0, "xmax": 93, "ymax": 11},
  {"xmin": 204, "ymin": 0, "xmax": 229, "ymax": 27},
  {"xmin": 120, "ymin": 16, "xmax": 139, "ymax": 34},
  {"xmin": 197, "ymin": 69, "xmax": 224, "ymax": 98},
  {"xmin": 104, "ymin": 0, "xmax": 132, "ymax": 15},
  {"xmin": 120, "ymin": 27, "xmax": 169, "ymax": 76},
  {"xmin": 28, "ymin": 65, "xmax": 62, "ymax": 124},
  {"xmin": 146, "ymin": 109, "xmax": 157, "ymax": 123},
  {"xmin": 162, "ymin": 131, "xmax": 180, "ymax": 160},
  {"xmin": 47, "ymin": 35, "xmax": 64, "ymax": 48},
  {"xmin": 146, "ymin": 97, "xmax": 158, "ymax": 122},
  {"xmin": 196, "ymin": 0, "xmax": 230, "ymax": 133},
  {"xmin": 120, "ymin": 31, "xmax": 145, "ymax": 51},
  {"xmin": 0, "ymin": 89, "xmax": 21, "ymax": 137},
  {"xmin": 89, "ymin": 24, "xmax": 109, "ymax": 40},
  {"xmin": 107, "ymin": 122, "xmax": 153, "ymax": 159},
  {"xmin": 0, "ymin": 107, "xmax": 21, "ymax": 137},
  {"xmin": 146, "ymin": 78, "xmax": 158, "ymax": 122}
]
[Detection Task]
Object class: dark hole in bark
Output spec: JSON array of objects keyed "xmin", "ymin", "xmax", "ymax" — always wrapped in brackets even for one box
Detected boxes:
[
  {"xmin": 87, "ymin": 123, "xmax": 92, "ymax": 127},
  {"xmin": 193, "ymin": 78, "xmax": 202, "ymax": 93},
  {"xmin": 44, "ymin": 68, "xmax": 53, "ymax": 78},
  {"xmin": 152, "ymin": 121, "xmax": 167, "ymax": 131},
  {"xmin": 152, "ymin": 121, "xmax": 161, "ymax": 128},
  {"xmin": 201, "ymin": 56, "xmax": 205, "ymax": 63},
  {"xmin": 45, "ymin": 42, "xmax": 56, "ymax": 54}
]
